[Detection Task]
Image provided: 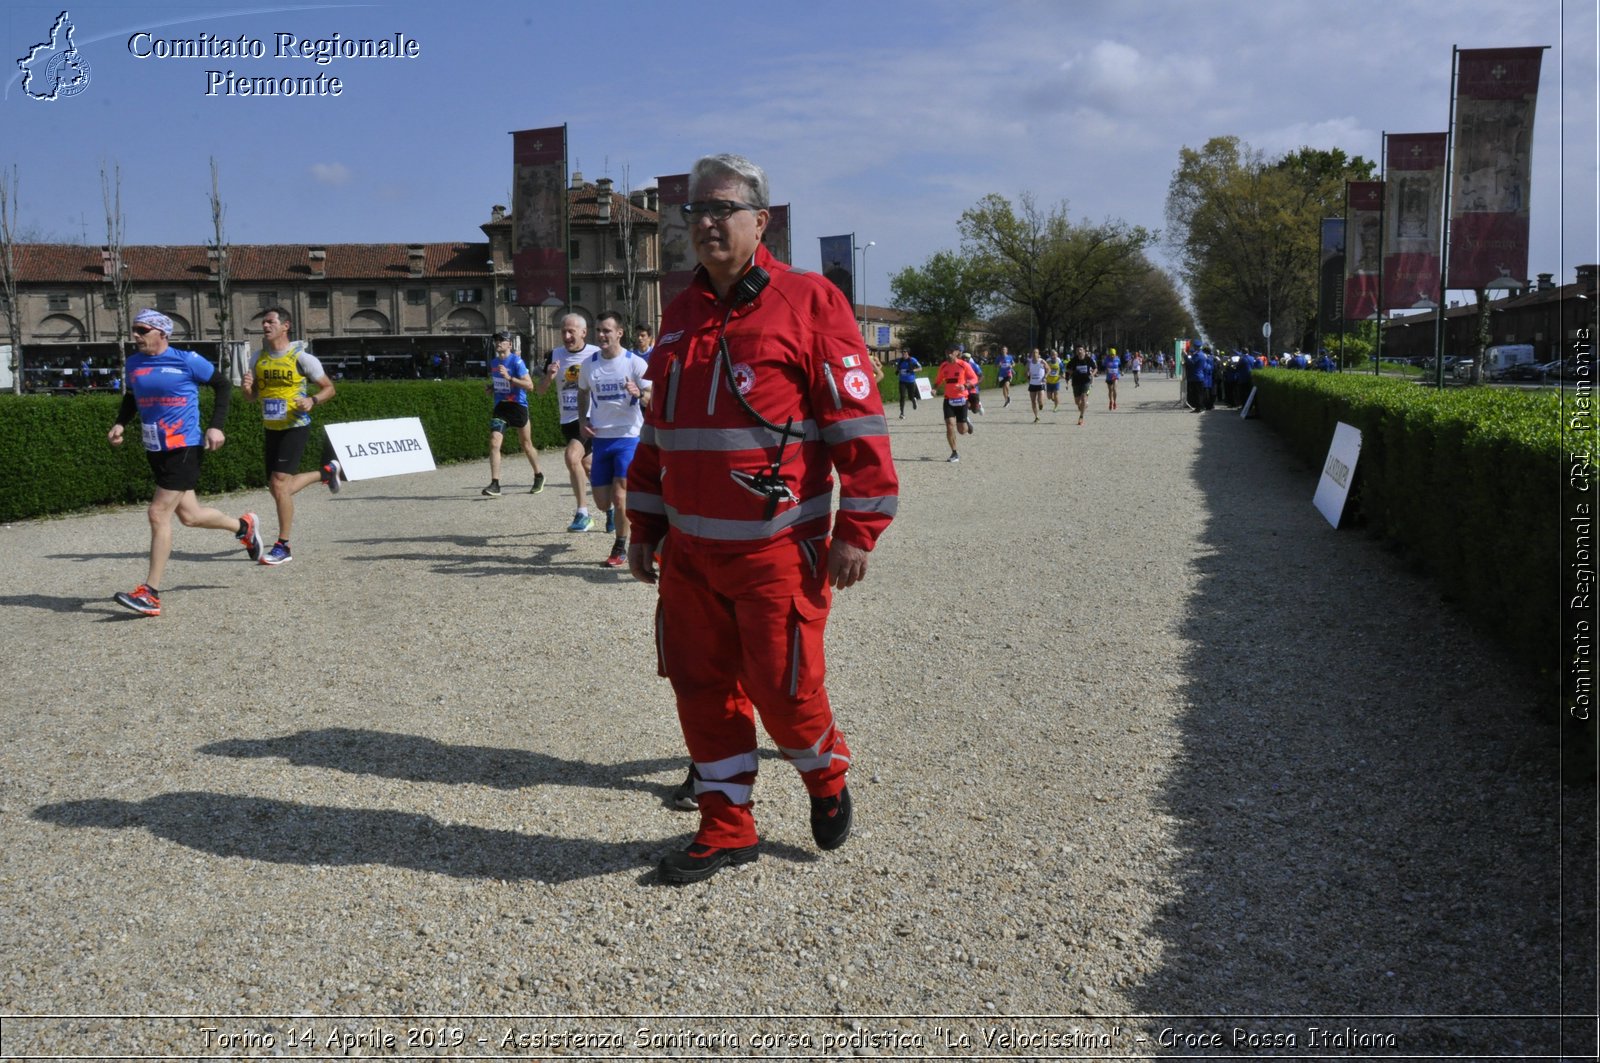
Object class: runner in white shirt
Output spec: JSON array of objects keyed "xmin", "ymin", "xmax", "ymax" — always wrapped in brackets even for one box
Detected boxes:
[
  {"xmin": 539, "ymin": 313, "xmax": 602, "ymax": 532},
  {"xmin": 577, "ymin": 311, "xmax": 651, "ymax": 567}
]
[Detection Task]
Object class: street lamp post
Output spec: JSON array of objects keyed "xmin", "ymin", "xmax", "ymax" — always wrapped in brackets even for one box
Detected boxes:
[{"xmin": 855, "ymin": 239, "xmax": 875, "ymax": 346}]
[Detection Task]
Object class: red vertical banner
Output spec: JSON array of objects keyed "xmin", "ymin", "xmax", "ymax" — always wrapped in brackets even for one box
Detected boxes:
[
  {"xmin": 510, "ymin": 125, "xmax": 567, "ymax": 308},
  {"xmin": 656, "ymin": 173, "xmax": 694, "ymax": 309},
  {"xmin": 1382, "ymin": 132, "xmax": 1447, "ymax": 309},
  {"xmin": 762, "ymin": 204, "xmax": 791, "ymax": 264},
  {"xmin": 1344, "ymin": 180, "xmax": 1383, "ymax": 321},
  {"xmin": 1447, "ymin": 47, "xmax": 1545, "ymax": 289}
]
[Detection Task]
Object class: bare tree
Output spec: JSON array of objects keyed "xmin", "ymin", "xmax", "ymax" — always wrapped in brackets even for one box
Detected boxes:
[
  {"xmin": 101, "ymin": 161, "xmax": 132, "ymax": 379},
  {"xmin": 208, "ymin": 156, "xmax": 234, "ymax": 374},
  {"xmin": 0, "ymin": 166, "xmax": 23, "ymax": 394},
  {"xmin": 616, "ymin": 165, "xmax": 639, "ymax": 332}
]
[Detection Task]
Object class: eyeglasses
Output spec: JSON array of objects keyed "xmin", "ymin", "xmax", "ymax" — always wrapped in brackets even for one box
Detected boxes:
[
  {"xmin": 680, "ymin": 199, "xmax": 760, "ymax": 222},
  {"xmin": 131, "ymin": 325, "xmax": 156, "ymax": 335}
]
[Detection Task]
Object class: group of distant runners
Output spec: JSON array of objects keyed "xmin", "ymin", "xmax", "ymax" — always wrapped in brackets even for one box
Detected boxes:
[{"xmin": 899, "ymin": 342, "xmax": 1154, "ymax": 462}]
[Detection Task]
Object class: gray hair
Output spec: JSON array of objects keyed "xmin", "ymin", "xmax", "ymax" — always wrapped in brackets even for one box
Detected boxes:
[{"xmin": 688, "ymin": 154, "xmax": 770, "ymax": 209}]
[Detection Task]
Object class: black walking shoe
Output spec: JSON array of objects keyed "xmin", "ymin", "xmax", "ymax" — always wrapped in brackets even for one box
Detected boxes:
[
  {"xmin": 810, "ymin": 786, "xmax": 853, "ymax": 851},
  {"xmin": 482, "ymin": 480, "xmax": 502, "ymax": 497},
  {"xmin": 530, "ymin": 472, "xmax": 545, "ymax": 494},
  {"xmin": 658, "ymin": 842, "xmax": 759, "ymax": 884},
  {"xmin": 669, "ymin": 767, "xmax": 699, "ymax": 811}
]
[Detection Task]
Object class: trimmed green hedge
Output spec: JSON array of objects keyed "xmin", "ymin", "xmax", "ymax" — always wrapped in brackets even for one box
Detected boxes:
[
  {"xmin": 1250, "ymin": 369, "xmax": 1563, "ymax": 694},
  {"xmin": 0, "ymin": 381, "xmax": 565, "ymax": 522}
]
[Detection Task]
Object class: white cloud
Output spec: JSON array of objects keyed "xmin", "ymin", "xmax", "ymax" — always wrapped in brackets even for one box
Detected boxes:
[{"xmin": 309, "ymin": 163, "xmax": 352, "ymax": 186}]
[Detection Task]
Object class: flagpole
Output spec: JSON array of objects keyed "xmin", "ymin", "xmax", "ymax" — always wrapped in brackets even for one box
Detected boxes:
[
  {"xmin": 1376, "ymin": 131, "xmax": 1386, "ymax": 376},
  {"xmin": 1434, "ymin": 48, "xmax": 1458, "ymax": 389}
]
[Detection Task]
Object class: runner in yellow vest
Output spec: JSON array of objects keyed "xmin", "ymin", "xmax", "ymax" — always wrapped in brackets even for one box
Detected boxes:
[{"xmin": 240, "ymin": 306, "xmax": 340, "ymax": 566}]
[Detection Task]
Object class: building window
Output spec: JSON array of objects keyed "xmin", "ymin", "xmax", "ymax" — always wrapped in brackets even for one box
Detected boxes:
[
  {"xmin": 501, "ymin": 287, "xmax": 517, "ymax": 304},
  {"xmin": 48, "ymin": 293, "xmax": 70, "ymax": 311},
  {"xmin": 308, "ymin": 291, "xmax": 329, "ymax": 309},
  {"xmin": 155, "ymin": 292, "xmax": 178, "ymax": 312},
  {"xmin": 205, "ymin": 292, "xmax": 220, "ymax": 307},
  {"xmin": 615, "ymin": 284, "xmax": 628, "ymax": 299},
  {"xmin": 454, "ymin": 289, "xmax": 483, "ymax": 304},
  {"xmin": 257, "ymin": 291, "xmax": 278, "ymax": 308},
  {"xmin": 569, "ymin": 239, "xmax": 581, "ymax": 262},
  {"xmin": 406, "ymin": 289, "xmax": 427, "ymax": 305},
  {"xmin": 570, "ymin": 285, "xmax": 583, "ymax": 303},
  {"xmin": 101, "ymin": 292, "xmax": 118, "ymax": 310},
  {"xmin": 357, "ymin": 289, "xmax": 378, "ymax": 307}
]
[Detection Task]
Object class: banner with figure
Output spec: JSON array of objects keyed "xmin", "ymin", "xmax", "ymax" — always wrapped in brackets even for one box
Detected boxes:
[
  {"xmin": 1382, "ymin": 132, "xmax": 1447, "ymax": 310},
  {"xmin": 819, "ymin": 234, "xmax": 854, "ymax": 304},
  {"xmin": 1319, "ymin": 218, "xmax": 1346, "ymax": 331},
  {"xmin": 656, "ymin": 173, "xmax": 694, "ymax": 309},
  {"xmin": 1343, "ymin": 181, "xmax": 1383, "ymax": 321},
  {"xmin": 1447, "ymin": 47, "xmax": 1545, "ymax": 290},
  {"xmin": 510, "ymin": 125, "xmax": 567, "ymax": 310}
]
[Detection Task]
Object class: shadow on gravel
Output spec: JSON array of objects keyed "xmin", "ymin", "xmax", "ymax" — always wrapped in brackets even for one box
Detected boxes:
[
  {"xmin": 200, "ymin": 727, "xmax": 686, "ymax": 799},
  {"xmin": 336, "ymin": 535, "xmax": 624, "ymax": 583},
  {"xmin": 32, "ymin": 793, "xmax": 647, "ymax": 882},
  {"xmin": 1124, "ymin": 408, "xmax": 1595, "ymax": 1058},
  {"xmin": 0, "ymin": 593, "xmax": 130, "ymax": 614}
]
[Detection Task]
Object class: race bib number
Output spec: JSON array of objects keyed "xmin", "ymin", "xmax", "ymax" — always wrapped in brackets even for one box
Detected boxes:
[
  {"xmin": 263, "ymin": 398, "xmax": 288, "ymax": 421},
  {"xmin": 561, "ymin": 389, "xmax": 580, "ymax": 412},
  {"xmin": 141, "ymin": 421, "xmax": 162, "ymax": 451},
  {"xmin": 948, "ymin": 395, "xmax": 967, "ymax": 407}
]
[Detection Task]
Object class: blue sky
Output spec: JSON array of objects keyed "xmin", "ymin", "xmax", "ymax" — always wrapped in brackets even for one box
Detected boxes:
[{"xmin": 3, "ymin": 0, "xmax": 1595, "ymax": 312}]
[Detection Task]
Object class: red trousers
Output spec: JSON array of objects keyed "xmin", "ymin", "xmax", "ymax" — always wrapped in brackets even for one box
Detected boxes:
[{"xmin": 657, "ymin": 534, "xmax": 851, "ymax": 848}]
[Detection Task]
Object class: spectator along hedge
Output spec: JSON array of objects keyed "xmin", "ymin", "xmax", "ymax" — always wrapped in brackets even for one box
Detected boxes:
[
  {"xmin": 1250, "ymin": 369, "xmax": 1574, "ymax": 719},
  {"xmin": 0, "ymin": 381, "xmax": 565, "ymax": 523}
]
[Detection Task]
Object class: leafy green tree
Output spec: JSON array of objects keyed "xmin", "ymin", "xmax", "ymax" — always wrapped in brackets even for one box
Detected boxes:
[
  {"xmin": 958, "ymin": 193, "xmax": 1152, "ymax": 350},
  {"xmin": 1166, "ymin": 137, "xmax": 1374, "ymax": 353},
  {"xmin": 888, "ymin": 250, "xmax": 989, "ymax": 359}
]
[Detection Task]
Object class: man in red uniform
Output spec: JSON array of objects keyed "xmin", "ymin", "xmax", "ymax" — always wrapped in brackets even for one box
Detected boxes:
[{"xmin": 627, "ymin": 154, "xmax": 899, "ymax": 884}]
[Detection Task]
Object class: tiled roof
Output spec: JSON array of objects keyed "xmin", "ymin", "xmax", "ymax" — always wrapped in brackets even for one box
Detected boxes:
[
  {"xmin": 567, "ymin": 182, "xmax": 658, "ymax": 225},
  {"xmin": 12, "ymin": 242, "xmax": 495, "ymax": 283}
]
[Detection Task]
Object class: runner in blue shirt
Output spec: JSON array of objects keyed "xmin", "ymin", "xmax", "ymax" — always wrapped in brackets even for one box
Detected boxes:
[
  {"xmin": 995, "ymin": 346, "xmax": 1016, "ymax": 407},
  {"xmin": 107, "ymin": 309, "xmax": 261, "ymax": 617},
  {"xmin": 481, "ymin": 330, "xmax": 545, "ymax": 497},
  {"xmin": 893, "ymin": 352, "xmax": 922, "ymax": 418},
  {"xmin": 1101, "ymin": 348, "xmax": 1122, "ymax": 411}
]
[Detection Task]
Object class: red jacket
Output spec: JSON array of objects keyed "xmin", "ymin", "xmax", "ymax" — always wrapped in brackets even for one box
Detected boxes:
[{"xmin": 626, "ymin": 245, "xmax": 898, "ymax": 552}]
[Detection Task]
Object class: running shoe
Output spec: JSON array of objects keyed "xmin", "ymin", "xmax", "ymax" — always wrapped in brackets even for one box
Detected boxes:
[
  {"xmin": 113, "ymin": 584, "xmax": 161, "ymax": 617},
  {"xmin": 530, "ymin": 472, "xmax": 545, "ymax": 494},
  {"xmin": 1033, "ymin": 415, "xmax": 1040, "ymax": 423},
  {"xmin": 1077, "ymin": 417, "xmax": 1085, "ymax": 425},
  {"xmin": 260, "ymin": 541, "xmax": 292, "ymax": 566},
  {"xmin": 605, "ymin": 507, "xmax": 616, "ymax": 534},
  {"xmin": 567, "ymin": 511, "xmax": 593, "ymax": 533},
  {"xmin": 322, "ymin": 460, "xmax": 342, "ymax": 494},
  {"xmin": 602, "ymin": 541, "xmax": 627, "ymax": 568},
  {"xmin": 1003, "ymin": 396, "xmax": 1011, "ymax": 407},
  {"xmin": 236, "ymin": 513, "xmax": 262, "ymax": 562},
  {"xmin": 670, "ymin": 767, "xmax": 699, "ymax": 810},
  {"xmin": 481, "ymin": 480, "xmax": 501, "ymax": 497},
  {"xmin": 947, "ymin": 452, "xmax": 960, "ymax": 463}
]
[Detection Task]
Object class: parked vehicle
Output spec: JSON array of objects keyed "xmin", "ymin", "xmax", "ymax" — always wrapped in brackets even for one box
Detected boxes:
[
  {"xmin": 1503, "ymin": 360, "xmax": 1556, "ymax": 382},
  {"xmin": 1482, "ymin": 343, "xmax": 1540, "ymax": 378}
]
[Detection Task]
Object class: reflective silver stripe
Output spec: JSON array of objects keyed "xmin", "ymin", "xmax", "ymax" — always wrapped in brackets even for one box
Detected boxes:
[
  {"xmin": 695, "ymin": 751, "xmax": 760, "ymax": 779},
  {"xmin": 630, "ymin": 490, "xmax": 666, "ymax": 515},
  {"xmin": 666, "ymin": 494, "xmax": 832, "ymax": 540},
  {"xmin": 839, "ymin": 495, "xmax": 898, "ymax": 516},
  {"xmin": 707, "ymin": 355, "xmax": 723, "ymax": 416},
  {"xmin": 654, "ymin": 421, "xmax": 818, "ymax": 452},
  {"xmin": 665, "ymin": 360, "xmax": 681, "ymax": 422},
  {"xmin": 777, "ymin": 734, "xmax": 827, "ymax": 760},
  {"xmin": 821, "ymin": 414, "xmax": 888, "ymax": 445},
  {"xmin": 699, "ymin": 780, "xmax": 753, "ymax": 805},
  {"xmin": 822, "ymin": 363, "xmax": 842, "ymax": 410},
  {"xmin": 639, "ymin": 424, "xmax": 657, "ymax": 446},
  {"xmin": 778, "ymin": 731, "xmax": 832, "ymax": 773},
  {"xmin": 785, "ymin": 753, "xmax": 832, "ymax": 773}
]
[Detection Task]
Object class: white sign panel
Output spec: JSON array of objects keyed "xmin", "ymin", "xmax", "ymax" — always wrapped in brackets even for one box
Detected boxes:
[
  {"xmin": 1312, "ymin": 421, "xmax": 1362, "ymax": 528},
  {"xmin": 1241, "ymin": 385, "xmax": 1259, "ymax": 419},
  {"xmin": 916, "ymin": 377, "xmax": 934, "ymax": 401},
  {"xmin": 324, "ymin": 417, "xmax": 436, "ymax": 481}
]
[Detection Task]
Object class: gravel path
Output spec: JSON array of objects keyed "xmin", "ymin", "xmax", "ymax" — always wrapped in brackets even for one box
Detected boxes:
[{"xmin": 0, "ymin": 381, "xmax": 1589, "ymax": 1059}]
